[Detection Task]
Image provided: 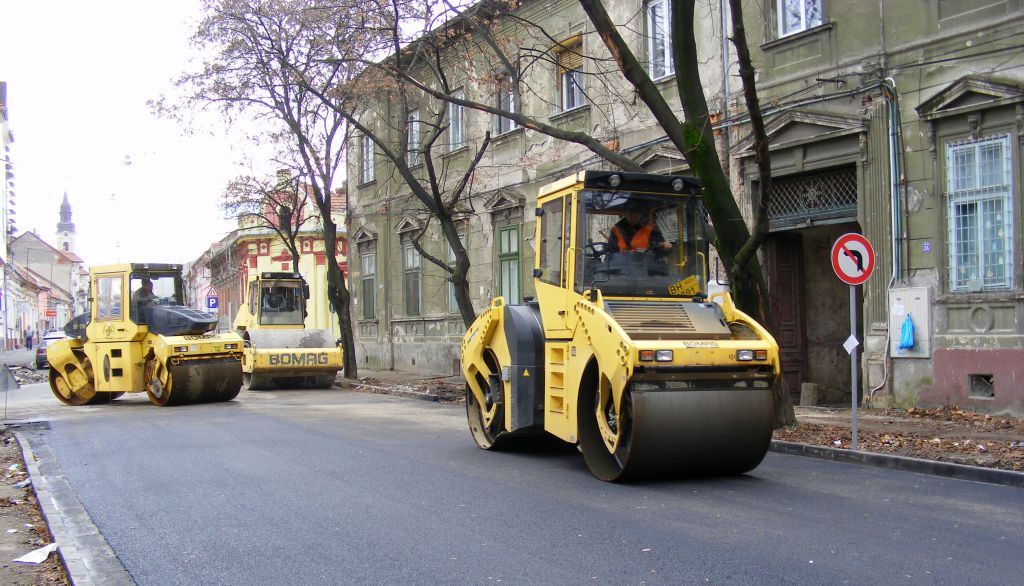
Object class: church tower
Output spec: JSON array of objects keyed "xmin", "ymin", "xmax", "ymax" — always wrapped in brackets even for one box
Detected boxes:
[{"xmin": 56, "ymin": 191, "xmax": 76, "ymax": 253}]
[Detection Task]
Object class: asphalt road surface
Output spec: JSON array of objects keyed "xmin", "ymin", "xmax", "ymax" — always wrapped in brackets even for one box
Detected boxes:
[{"xmin": 6, "ymin": 382, "xmax": 1023, "ymax": 585}]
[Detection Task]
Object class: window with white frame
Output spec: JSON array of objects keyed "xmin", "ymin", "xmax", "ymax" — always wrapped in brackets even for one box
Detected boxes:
[
  {"xmin": 360, "ymin": 250, "xmax": 376, "ymax": 319},
  {"xmin": 403, "ymin": 242, "xmax": 421, "ymax": 315},
  {"xmin": 556, "ymin": 37, "xmax": 585, "ymax": 112},
  {"xmin": 646, "ymin": 0, "xmax": 673, "ymax": 79},
  {"xmin": 498, "ymin": 225, "xmax": 520, "ymax": 304},
  {"xmin": 360, "ymin": 133, "xmax": 374, "ymax": 184},
  {"xmin": 779, "ymin": 0, "xmax": 822, "ymax": 37},
  {"xmin": 946, "ymin": 134, "xmax": 1014, "ymax": 292},
  {"xmin": 495, "ymin": 73, "xmax": 519, "ymax": 134},
  {"xmin": 448, "ymin": 90, "xmax": 465, "ymax": 151},
  {"xmin": 406, "ymin": 110, "xmax": 421, "ymax": 166}
]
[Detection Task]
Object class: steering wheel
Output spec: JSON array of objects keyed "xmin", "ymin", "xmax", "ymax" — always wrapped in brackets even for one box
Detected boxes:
[{"xmin": 586, "ymin": 241, "xmax": 608, "ymax": 260}]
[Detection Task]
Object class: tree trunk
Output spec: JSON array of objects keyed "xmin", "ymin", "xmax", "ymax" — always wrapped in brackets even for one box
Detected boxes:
[{"xmin": 322, "ymin": 218, "xmax": 358, "ymax": 379}]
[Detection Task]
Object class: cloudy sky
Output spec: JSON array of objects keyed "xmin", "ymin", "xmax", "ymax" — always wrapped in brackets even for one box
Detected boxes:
[{"xmin": 2, "ymin": 1, "xmax": 271, "ymax": 267}]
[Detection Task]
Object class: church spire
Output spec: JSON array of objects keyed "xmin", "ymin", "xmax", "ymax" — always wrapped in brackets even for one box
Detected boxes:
[{"xmin": 56, "ymin": 191, "xmax": 76, "ymax": 253}]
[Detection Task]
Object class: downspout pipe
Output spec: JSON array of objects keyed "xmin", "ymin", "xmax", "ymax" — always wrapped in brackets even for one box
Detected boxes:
[{"xmin": 869, "ymin": 77, "xmax": 904, "ymax": 400}]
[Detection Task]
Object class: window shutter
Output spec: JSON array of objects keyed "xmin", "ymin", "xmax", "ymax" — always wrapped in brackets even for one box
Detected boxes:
[{"xmin": 557, "ymin": 36, "xmax": 583, "ymax": 72}]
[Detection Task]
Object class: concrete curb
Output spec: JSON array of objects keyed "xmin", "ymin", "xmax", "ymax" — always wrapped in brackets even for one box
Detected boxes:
[
  {"xmin": 15, "ymin": 426, "xmax": 135, "ymax": 586},
  {"xmin": 771, "ymin": 440, "xmax": 1024, "ymax": 488},
  {"xmin": 355, "ymin": 383, "xmax": 1024, "ymax": 488}
]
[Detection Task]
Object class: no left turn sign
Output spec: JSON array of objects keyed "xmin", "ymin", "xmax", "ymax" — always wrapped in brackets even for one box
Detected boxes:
[{"xmin": 831, "ymin": 233, "xmax": 875, "ymax": 285}]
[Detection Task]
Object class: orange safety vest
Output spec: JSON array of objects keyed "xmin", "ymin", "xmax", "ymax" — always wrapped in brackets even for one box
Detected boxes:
[{"xmin": 612, "ymin": 222, "xmax": 655, "ymax": 252}]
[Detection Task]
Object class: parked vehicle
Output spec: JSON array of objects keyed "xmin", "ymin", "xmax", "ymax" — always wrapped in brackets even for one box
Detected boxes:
[{"xmin": 36, "ymin": 331, "xmax": 68, "ymax": 370}]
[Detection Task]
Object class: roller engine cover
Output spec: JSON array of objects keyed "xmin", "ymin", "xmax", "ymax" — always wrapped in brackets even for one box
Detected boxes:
[{"xmin": 143, "ymin": 305, "xmax": 218, "ymax": 336}]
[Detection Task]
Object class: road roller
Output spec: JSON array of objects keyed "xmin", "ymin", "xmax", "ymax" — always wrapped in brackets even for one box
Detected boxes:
[
  {"xmin": 47, "ymin": 263, "xmax": 244, "ymax": 406},
  {"xmin": 461, "ymin": 171, "xmax": 780, "ymax": 481},
  {"xmin": 232, "ymin": 272, "xmax": 343, "ymax": 390}
]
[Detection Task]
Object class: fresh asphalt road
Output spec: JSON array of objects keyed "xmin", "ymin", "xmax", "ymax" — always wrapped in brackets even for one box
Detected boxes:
[{"xmin": 4, "ymin": 380, "xmax": 1023, "ymax": 585}]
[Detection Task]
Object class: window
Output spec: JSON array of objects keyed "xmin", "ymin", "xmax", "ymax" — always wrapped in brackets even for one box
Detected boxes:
[
  {"xmin": 946, "ymin": 134, "xmax": 1014, "ymax": 292},
  {"xmin": 403, "ymin": 242, "xmax": 421, "ymax": 315},
  {"xmin": 95, "ymin": 276, "xmax": 122, "ymax": 319},
  {"xmin": 258, "ymin": 283, "xmax": 305, "ymax": 326},
  {"xmin": 406, "ymin": 110, "xmax": 421, "ymax": 166},
  {"xmin": 646, "ymin": 0, "xmax": 673, "ymax": 79},
  {"xmin": 498, "ymin": 225, "xmax": 520, "ymax": 303},
  {"xmin": 537, "ymin": 199, "xmax": 565, "ymax": 285},
  {"xmin": 495, "ymin": 74, "xmax": 519, "ymax": 134},
  {"xmin": 556, "ymin": 37, "xmax": 585, "ymax": 112},
  {"xmin": 779, "ymin": 0, "xmax": 822, "ymax": 37},
  {"xmin": 248, "ymin": 281, "xmax": 259, "ymax": 315},
  {"xmin": 448, "ymin": 90, "xmax": 465, "ymax": 151},
  {"xmin": 360, "ymin": 133, "xmax": 374, "ymax": 184},
  {"xmin": 361, "ymin": 251, "xmax": 376, "ymax": 319}
]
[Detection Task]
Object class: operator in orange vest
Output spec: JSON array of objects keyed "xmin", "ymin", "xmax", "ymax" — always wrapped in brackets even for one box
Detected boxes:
[{"xmin": 607, "ymin": 201, "xmax": 673, "ymax": 256}]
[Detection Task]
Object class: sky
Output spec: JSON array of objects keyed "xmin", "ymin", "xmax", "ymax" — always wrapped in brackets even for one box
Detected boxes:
[{"xmin": 1, "ymin": 1, "xmax": 272, "ymax": 267}]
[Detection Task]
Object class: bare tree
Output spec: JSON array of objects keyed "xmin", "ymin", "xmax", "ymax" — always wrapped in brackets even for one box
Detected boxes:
[
  {"xmin": 222, "ymin": 170, "xmax": 318, "ymax": 273},
  {"xmin": 578, "ymin": 0, "xmax": 790, "ymax": 424},
  {"xmin": 360, "ymin": 0, "xmax": 772, "ymax": 318},
  {"xmin": 345, "ymin": 0, "xmax": 793, "ymax": 424},
  {"xmin": 330, "ymin": 10, "xmax": 495, "ymax": 327},
  {"xmin": 165, "ymin": 0, "xmax": 362, "ymax": 377}
]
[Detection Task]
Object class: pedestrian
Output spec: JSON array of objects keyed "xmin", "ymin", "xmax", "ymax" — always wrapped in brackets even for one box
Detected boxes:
[{"xmin": 25, "ymin": 328, "xmax": 33, "ymax": 350}]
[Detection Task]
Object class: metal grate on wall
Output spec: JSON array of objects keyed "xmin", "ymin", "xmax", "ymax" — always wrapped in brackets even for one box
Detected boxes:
[{"xmin": 767, "ymin": 166, "xmax": 857, "ymax": 230}]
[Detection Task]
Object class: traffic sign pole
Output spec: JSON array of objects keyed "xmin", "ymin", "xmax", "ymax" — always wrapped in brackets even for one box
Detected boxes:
[
  {"xmin": 831, "ymin": 233, "xmax": 875, "ymax": 452},
  {"xmin": 850, "ymin": 285, "xmax": 859, "ymax": 451}
]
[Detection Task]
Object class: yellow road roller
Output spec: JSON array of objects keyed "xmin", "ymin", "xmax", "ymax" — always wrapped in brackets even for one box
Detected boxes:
[
  {"xmin": 461, "ymin": 171, "xmax": 780, "ymax": 480},
  {"xmin": 47, "ymin": 263, "xmax": 243, "ymax": 406},
  {"xmin": 233, "ymin": 271, "xmax": 343, "ymax": 390}
]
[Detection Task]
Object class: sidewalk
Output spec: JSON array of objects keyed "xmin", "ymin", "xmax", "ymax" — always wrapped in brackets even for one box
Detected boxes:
[{"xmin": 342, "ymin": 368, "xmax": 1024, "ymax": 484}]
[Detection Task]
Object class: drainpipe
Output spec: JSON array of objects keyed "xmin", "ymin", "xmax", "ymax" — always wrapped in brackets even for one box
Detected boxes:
[
  {"xmin": 888, "ymin": 80, "xmax": 904, "ymax": 279},
  {"xmin": 384, "ymin": 182, "xmax": 395, "ymax": 371},
  {"xmin": 720, "ymin": 0, "xmax": 731, "ymax": 158},
  {"xmin": 869, "ymin": 78, "xmax": 904, "ymax": 400}
]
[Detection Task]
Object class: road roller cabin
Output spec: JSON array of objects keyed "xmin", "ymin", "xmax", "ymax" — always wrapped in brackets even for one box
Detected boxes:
[
  {"xmin": 460, "ymin": 171, "xmax": 781, "ymax": 481},
  {"xmin": 46, "ymin": 263, "xmax": 244, "ymax": 406}
]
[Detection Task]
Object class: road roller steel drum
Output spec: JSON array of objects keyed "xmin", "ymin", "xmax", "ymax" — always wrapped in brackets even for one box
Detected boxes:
[{"xmin": 460, "ymin": 171, "xmax": 781, "ymax": 481}]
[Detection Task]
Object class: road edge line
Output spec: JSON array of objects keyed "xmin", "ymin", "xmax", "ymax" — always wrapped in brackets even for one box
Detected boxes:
[
  {"xmin": 16, "ymin": 429, "xmax": 135, "ymax": 586},
  {"xmin": 770, "ymin": 440, "xmax": 1024, "ymax": 488}
]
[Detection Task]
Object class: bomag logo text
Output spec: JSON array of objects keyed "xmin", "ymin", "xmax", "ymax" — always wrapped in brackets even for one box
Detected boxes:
[{"xmin": 268, "ymin": 352, "xmax": 331, "ymax": 366}]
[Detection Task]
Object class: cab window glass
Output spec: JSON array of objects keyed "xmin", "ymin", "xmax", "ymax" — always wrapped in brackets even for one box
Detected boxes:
[
  {"xmin": 576, "ymin": 190, "xmax": 707, "ymax": 298},
  {"xmin": 259, "ymin": 282, "xmax": 305, "ymax": 325},
  {"xmin": 249, "ymin": 282, "xmax": 259, "ymax": 314},
  {"xmin": 96, "ymin": 277, "xmax": 123, "ymax": 319},
  {"xmin": 537, "ymin": 199, "xmax": 564, "ymax": 285},
  {"xmin": 129, "ymin": 273, "xmax": 182, "ymax": 323}
]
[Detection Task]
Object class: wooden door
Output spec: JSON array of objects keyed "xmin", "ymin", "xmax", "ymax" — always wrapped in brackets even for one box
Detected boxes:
[{"xmin": 766, "ymin": 234, "xmax": 806, "ymax": 402}]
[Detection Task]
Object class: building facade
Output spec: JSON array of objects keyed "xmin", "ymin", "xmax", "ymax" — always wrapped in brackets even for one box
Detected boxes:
[
  {"xmin": 346, "ymin": 0, "xmax": 1023, "ymax": 416},
  {"xmin": 2, "ymin": 81, "xmax": 15, "ymax": 348},
  {"xmin": 188, "ymin": 186, "xmax": 349, "ymax": 337},
  {"xmin": 346, "ymin": 0, "xmax": 726, "ymax": 374},
  {"xmin": 738, "ymin": 0, "xmax": 1023, "ymax": 415}
]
